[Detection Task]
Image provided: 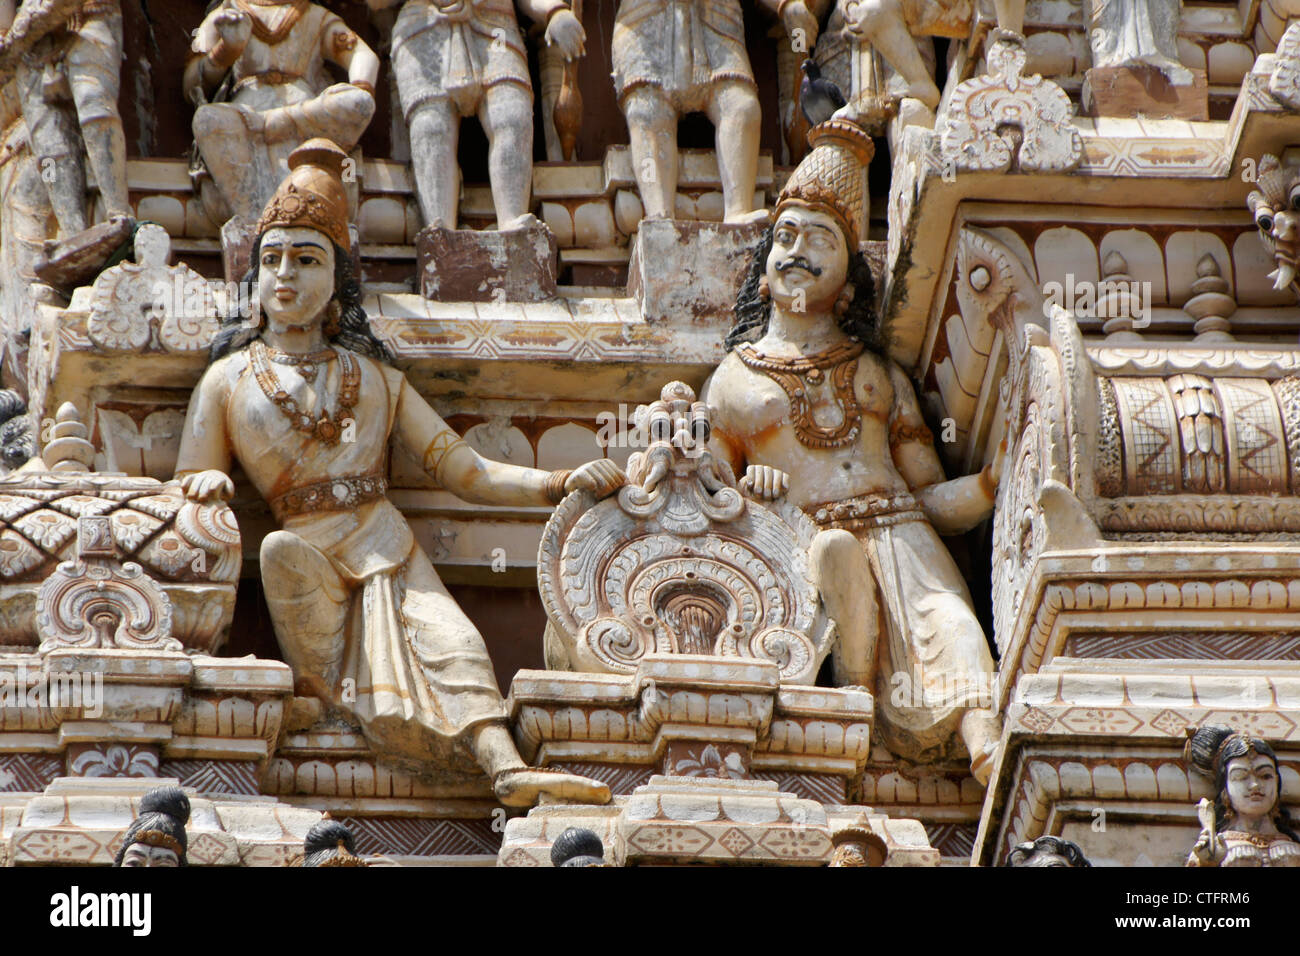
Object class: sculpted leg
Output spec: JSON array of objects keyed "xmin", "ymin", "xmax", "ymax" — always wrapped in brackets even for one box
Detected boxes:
[
  {"xmin": 853, "ymin": 0, "xmax": 941, "ymax": 109},
  {"xmin": 472, "ymin": 723, "xmax": 612, "ymax": 807},
  {"xmin": 260, "ymin": 530, "xmax": 350, "ymax": 701},
  {"xmin": 407, "ymin": 100, "xmax": 461, "ymax": 229},
  {"xmin": 479, "ymin": 83, "xmax": 536, "ymax": 229},
  {"xmin": 622, "ymin": 86, "xmax": 677, "ymax": 220},
  {"xmin": 262, "ymin": 84, "xmax": 375, "ymax": 149},
  {"xmin": 17, "ymin": 64, "xmax": 88, "ymax": 237},
  {"xmin": 67, "ymin": 17, "xmax": 130, "ymax": 220},
  {"xmin": 707, "ymin": 81, "xmax": 764, "ymax": 223},
  {"xmin": 810, "ymin": 528, "xmax": 879, "ymax": 687},
  {"xmin": 960, "ymin": 707, "xmax": 1002, "ymax": 787},
  {"xmin": 193, "ymin": 103, "xmax": 261, "ymax": 222},
  {"xmin": 994, "ymin": 0, "xmax": 1025, "ymax": 34}
]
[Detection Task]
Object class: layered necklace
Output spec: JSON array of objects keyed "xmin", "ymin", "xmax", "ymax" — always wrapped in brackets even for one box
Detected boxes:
[
  {"xmin": 249, "ymin": 340, "xmax": 360, "ymax": 446},
  {"xmin": 736, "ymin": 340, "xmax": 865, "ymax": 449}
]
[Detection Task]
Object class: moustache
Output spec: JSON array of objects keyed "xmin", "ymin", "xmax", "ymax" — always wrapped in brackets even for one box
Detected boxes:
[{"xmin": 775, "ymin": 257, "xmax": 822, "ymax": 276}]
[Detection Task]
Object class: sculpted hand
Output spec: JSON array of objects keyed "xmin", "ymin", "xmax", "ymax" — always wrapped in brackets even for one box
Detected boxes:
[
  {"xmin": 781, "ymin": 0, "xmax": 819, "ymax": 47},
  {"xmin": 566, "ymin": 459, "xmax": 626, "ymax": 499},
  {"xmin": 179, "ymin": 470, "xmax": 235, "ymax": 504},
  {"xmin": 213, "ymin": 8, "xmax": 252, "ymax": 50},
  {"xmin": 1190, "ymin": 831, "xmax": 1223, "ymax": 866},
  {"xmin": 980, "ymin": 437, "xmax": 1008, "ymax": 497},
  {"xmin": 544, "ymin": 9, "xmax": 586, "ymax": 61},
  {"xmin": 740, "ymin": 465, "xmax": 790, "ymax": 501}
]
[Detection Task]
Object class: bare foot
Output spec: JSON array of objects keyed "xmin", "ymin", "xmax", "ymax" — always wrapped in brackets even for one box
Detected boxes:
[
  {"xmin": 724, "ymin": 207, "xmax": 772, "ymax": 226},
  {"xmin": 500, "ymin": 212, "xmax": 540, "ymax": 232},
  {"xmin": 493, "ymin": 768, "xmax": 611, "ymax": 807}
]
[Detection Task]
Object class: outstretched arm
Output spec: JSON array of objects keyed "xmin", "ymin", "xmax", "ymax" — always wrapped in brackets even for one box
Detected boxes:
[
  {"xmin": 184, "ymin": 3, "xmax": 251, "ymax": 106},
  {"xmin": 394, "ymin": 378, "xmax": 622, "ymax": 506},
  {"xmin": 175, "ymin": 367, "xmax": 235, "ymax": 501},
  {"xmin": 887, "ymin": 363, "xmax": 996, "ymax": 534}
]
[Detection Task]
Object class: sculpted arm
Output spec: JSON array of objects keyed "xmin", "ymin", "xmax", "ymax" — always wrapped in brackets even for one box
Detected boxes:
[
  {"xmin": 321, "ymin": 17, "xmax": 380, "ymax": 90},
  {"xmin": 185, "ymin": 6, "xmax": 249, "ymax": 105},
  {"xmin": 514, "ymin": 0, "xmax": 586, "ymax": 61},
  {"xmin": 701, "ymin": 365, "xmax": 788, "ymax": 500},
  {"xmin": 887, "ymin": 363, "xmax": 995, "ymax": 535},
  {"xmin": 394, "ymin": 377, "xmax": 622, "ymax": 506},
  {"xmin": 174, "ymin": 366, "xmax": 236, "ymax": 502},
  {"xmin": 700, "ymin": 370, "xmax": 747, "ymax": 479}
]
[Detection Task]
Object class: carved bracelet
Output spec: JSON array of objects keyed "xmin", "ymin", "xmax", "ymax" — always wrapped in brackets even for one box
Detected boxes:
[{"xmin": 544, "ymin": 469, "xmax": 573, "ymax": 504}]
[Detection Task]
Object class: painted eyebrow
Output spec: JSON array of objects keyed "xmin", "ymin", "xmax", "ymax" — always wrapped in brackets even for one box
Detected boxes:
[
  {"xmin": 774, "ymin": 218, "xmax": 837, "ymax": 236},
  {"xmin": 291, "ymin": 242, "xmax": 328, "ymax": 251}
]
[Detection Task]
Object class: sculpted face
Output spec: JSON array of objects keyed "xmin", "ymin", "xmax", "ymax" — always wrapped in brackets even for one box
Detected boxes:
[
  {"xmin": 120, "ymin": 843, "xmax": 180, "ymax": 867},
  {"xmin": 257, "ymin": 226, "xmax": 336, "ymax": 330},
  {"xmin": 1224, "ymin": 752, "xmax": 1279, "ymax": 822},
  {"xmin": 765, "ymin": 206, "xmax": 850, "ymax": 314}
]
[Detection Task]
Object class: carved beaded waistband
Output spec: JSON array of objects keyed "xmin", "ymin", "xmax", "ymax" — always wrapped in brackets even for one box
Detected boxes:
[
  {"xmin": 807, "ymin": 492, "xmax": 924, "ymax": 531},
  {"xmin": 270, "ymin": 473, "xmax": 387, "ymax": 522},
  {"xmin": 232, "ymin": 71, "xmax": 306, "ymax": 95}
]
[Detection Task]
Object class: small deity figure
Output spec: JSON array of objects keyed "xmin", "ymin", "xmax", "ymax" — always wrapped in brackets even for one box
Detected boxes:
[
  {"xmin": 174, "ymin": 139, "xmax": 622, "ymax": 807},
  {"xmin": 613, "ymin": 0, "xmax": 819, "ymax": 223},
  {"xmin": 184, "ymin": 0, "xmax": 379, "ymax": 225},
  {"xmin": 833, "ymin": 0, "xmax": 1025, "ymax": 114},
  {"xmin": 1185, "ymin": 723, "xmax": 1300, "ymax": 867},
  {"xmin": 1005, "ymin": 835, "xmax": 1091, "ymax": 867},
  {"xmin": 0, "ymin": 0, "xmax": 132, "ymax": 238},
  {"xmin": 1087, "ymin": 0, "xmax": 1190, "ymax": 85},
  {"xmin": 371, "ymin": 0, "xmax": 586, "ymax": 230},
  {"xmin": 113, "ymin": 786, "xmax": 190, "ymax": 867},
  {"xmin": 703, "ymin": 119, "xmax": 1003, "ymax": 783},
  {"xmin": 302, "ymin": 816, "xmax": 368, "ymax": 866}
]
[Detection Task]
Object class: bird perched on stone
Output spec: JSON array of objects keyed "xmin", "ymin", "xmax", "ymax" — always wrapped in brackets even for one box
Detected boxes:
[{"xmin": 799, "ymin": 60, "xmax": 846, "ymax": 127}]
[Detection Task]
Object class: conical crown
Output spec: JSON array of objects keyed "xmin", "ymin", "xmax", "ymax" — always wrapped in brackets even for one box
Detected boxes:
[
  {"xmin": 256, "ymin": 139, "xmax": 351, "ymax": 251},
  {"xmin": 777, "ymin": 119, "xmax": 875, "ymax": 250}
]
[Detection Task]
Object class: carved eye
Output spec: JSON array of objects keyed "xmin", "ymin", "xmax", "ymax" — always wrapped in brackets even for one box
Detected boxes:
[
  {"xmin": 1290, "ymin": 184, "xmax": 1300, "ymax": 211},
  {"xmin": 649, "ymin": 410, "xmax": 671, "ymax": 441},
  {"xmin": 1256, "ymin": 206, "xmax": 1275, "ymax": 233}
]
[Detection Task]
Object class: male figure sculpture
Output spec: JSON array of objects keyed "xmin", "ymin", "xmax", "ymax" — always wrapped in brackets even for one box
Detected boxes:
[
  {"xmin": 0, "ymin": 0, "xmax": 131, "ymax": 237},
  {"xmin": 185, "ymin": 0, "xmax": 379, "ymax": 225},
  {"xmin": 372, "ymin": 0, "xmax": 586, "ymax": 229},
  {"xmin": 175, "ymin": 139, "xmax": 621, "ymax": 806},
  {"xmin": 838, "ymin": 0, "xmax": 1025, "ymax": 111},
  {"xmin": 702, "ymin": 119, "xmax": 1003, "ymax": 783},
  {"xmin": 613, "ymin": 0, "xmax": 819, "ymax": 223}
]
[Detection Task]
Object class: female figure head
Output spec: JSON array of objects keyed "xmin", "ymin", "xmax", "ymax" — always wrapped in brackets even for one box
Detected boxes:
[
  {"xmin": 114, "ymin": 786, "xmax": 190, "ymax": 867},
  {"xmin": 1187, "ymin": 724, "xmax": 1298, "ymax": 838}
]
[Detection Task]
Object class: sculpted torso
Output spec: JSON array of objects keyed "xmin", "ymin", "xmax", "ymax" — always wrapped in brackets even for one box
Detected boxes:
[{"xmin": 705, "ymin": 348, "xmax": 940, "ymax": 509}]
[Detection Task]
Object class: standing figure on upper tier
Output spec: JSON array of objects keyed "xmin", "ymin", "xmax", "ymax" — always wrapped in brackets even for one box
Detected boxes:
[
  {"xmin": 175, "ymin": 139, "xmax": 622, "ymax": 807},
  {"xmin": 0, "ymin": 0, "xmax": 131, "ymax": 238},
  {"xmin": 185, "ymin": 0, "xmax": 379, "ymax": 225},
  {"xmin": 702, "ymin": 119, "xmax": 1004, "ymax": 783},
  {"xmin": 372, "ymin": 0, "xmax": 586, "ymax": 230},
  {"xmin": 835, "ymin": 0, "xmax": 1024, "ymax": 113},
  {"xmin": 613, "ymin": 0, "xmax": 819, "ymax": 223},
  {"xmin": 1186, "ymin": 724, "xmax": 1300, "ymax": 867}
]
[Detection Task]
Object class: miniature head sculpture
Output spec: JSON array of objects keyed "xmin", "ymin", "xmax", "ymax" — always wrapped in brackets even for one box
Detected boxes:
[
  {"xmin": 113, "ymin": 786, "xmax": 190, "ymax": 867},
  {"xmin": 302, "ymin": 817, "xmax": 368, "ymax": 867},
  {"xmin": 1186, "ymin": 723, "xmax": 1299, "ymax": 839},
  {"xmin": 210, "ymin": 138, "xmax": 391, "ymax": 363},
  {"xmin": 133, "ymin": 223, "xmax": 171, "ymax": 269},
  {"xmin": 1004, "ymin": 835, "xmax": 1091, "ymax": 867},
  {"xmin": 550, "ymin": 827, "xmax": 606, "ymax": 867},
  {"xmin": 830, "ymin": 827, "xmax": 888, "ymax": 867},
  {"xmin": 1246, "ymin": 154, "xmax": 1300, "ymax": 297},
  {"xmin": 728, "ymin": 120, "xmax": 879, "ymax": 352}
]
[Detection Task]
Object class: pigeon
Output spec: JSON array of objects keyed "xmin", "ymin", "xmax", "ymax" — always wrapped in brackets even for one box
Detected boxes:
[{"xmin": 799, "ymin": 59, "xmax": 846, "ymax": 127}]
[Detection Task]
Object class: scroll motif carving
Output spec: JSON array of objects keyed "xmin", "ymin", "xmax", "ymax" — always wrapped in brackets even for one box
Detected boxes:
[
  {"xmin": 537, "ymin": 381, "xmax": 832, "ymax": 681},
  {"xmin": 35, "ymin": 515, "xmax": 179, "ymax": 654},
  {"xmin": 938, "ymin": 36, "xmax": 1082, "ymax": 175}
]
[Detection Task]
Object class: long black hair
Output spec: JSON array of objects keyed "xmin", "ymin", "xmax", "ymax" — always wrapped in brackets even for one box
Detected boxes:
[
  {"xmin": 1187, "ymin": 724, "xmax": 1300, "ymax": 841},
  {"xmin": 113, "ymin": 786, "xmax": 190, "ymax": 866},
  {"xmin": 725, "ymin": 224, "xmax": 881, "ymax": 352},
  {"xmin": 210, "ymin": 237, "xmax": 393, "ymax": 364}
]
